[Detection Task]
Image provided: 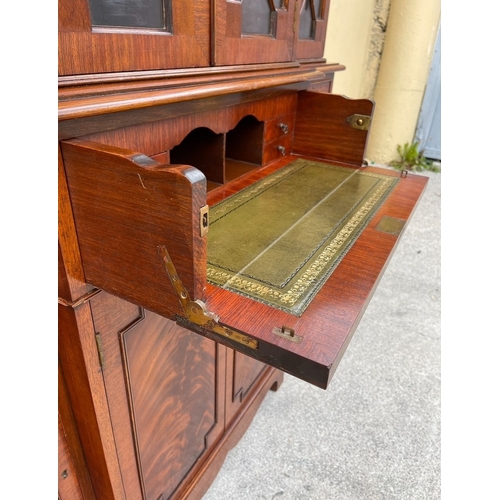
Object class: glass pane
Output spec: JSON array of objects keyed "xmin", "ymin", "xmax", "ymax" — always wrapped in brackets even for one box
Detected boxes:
[
  {"xmin": 89, "ymin": 0, "xmax": 170, "ymax": 30},
  {"xmin": 242, "ymin": 0, "xmax": 273, "ymax": 35},
  {"xmin": 314, "ymin": 0, "xmax": 322, "ymax": 17},
  {"xmin": 299, "ymin": 0, "xmax": 321, "ymax": 39}
]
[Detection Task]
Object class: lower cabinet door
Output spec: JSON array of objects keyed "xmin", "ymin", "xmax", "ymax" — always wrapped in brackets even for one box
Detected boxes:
[
  {"xmin": 225, "ymin": 350, "xmax": 268, "ymax": 425},
  {"xmin": 90, "ymin": 292, "xmax": 225, "ymax": 500}
]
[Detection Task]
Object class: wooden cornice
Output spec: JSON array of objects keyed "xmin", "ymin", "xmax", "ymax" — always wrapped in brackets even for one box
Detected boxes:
[{"xmin": 58, "ymin": 63, "xmax": 346, "ymax": 122}]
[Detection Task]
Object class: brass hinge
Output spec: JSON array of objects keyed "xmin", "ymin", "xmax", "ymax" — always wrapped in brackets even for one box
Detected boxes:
[
  {"xmin": 347, "ymin": 114, "xmax": 371, "ymax": 131},
  {"xmin": 375, "ymin": 215, "xmax": 406, "ymax": 236},
  {"xmin": 159, "ymin": 245, "xmax": 258, "ymax": 349}
]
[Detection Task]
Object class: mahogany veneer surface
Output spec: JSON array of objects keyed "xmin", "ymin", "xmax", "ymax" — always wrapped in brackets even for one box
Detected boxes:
[
  {"xmin": 205, "ymin": 155, "xmax": 428, "ymax": 388},
  {"xmin": 60, "ymin": 92, "xmax": 426, "ymax": 390}
]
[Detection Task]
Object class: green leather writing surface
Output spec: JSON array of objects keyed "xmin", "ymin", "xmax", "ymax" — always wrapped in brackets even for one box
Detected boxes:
[{"xmin": 207, "ymin": 160, "xmax": 399, "ymax": 316}]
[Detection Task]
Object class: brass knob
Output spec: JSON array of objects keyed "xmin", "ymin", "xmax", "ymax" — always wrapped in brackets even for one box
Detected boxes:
[{"xmin": 279, "ymin": 123, "xmax": 289, "ymax": 134}]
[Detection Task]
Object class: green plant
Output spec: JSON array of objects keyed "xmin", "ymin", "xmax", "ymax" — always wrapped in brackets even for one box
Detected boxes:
[{"xmin": 390, "ymin": 141, "xmax": 440, "ymax": 172}]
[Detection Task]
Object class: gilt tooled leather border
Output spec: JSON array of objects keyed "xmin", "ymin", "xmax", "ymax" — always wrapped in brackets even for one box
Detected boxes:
[{"xmin": 207, "ymin": 160, "xmax": 399, "ymax": 316}]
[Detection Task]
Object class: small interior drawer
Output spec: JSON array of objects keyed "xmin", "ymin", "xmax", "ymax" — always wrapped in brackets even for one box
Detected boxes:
[
  {"xmin": 262, "ymin": 134, "xmax": 294, "ymax": 164},
  {"xmin": 264, "ymin": 114, "xmax": 295, "ymax": 142}
]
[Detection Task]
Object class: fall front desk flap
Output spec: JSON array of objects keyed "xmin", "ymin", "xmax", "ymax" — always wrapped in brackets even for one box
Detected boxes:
[
  {"xmin": 199, "ymin": 158, "xmax": 427, "ymax": 388},
  {"xmin": 62, "ymin": 137, "xmax": 427, "ymax": 389}
]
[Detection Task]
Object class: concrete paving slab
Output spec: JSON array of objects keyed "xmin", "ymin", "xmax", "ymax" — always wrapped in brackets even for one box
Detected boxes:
[{"xmin": 203, "ymin": 169, "xmax": 441, "ymax": 500}]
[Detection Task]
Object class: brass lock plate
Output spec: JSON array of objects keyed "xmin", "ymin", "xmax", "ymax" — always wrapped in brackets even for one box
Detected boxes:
[
  {"xmin": 375, "ymin": 216, "xmax": 406, "ymax": 236},
  {"xmin": 200, "ymin": 205, "xmax": 209, "ymax": 237},
  {"xmin": 347, "ymin": 114, "xmax": 371, "ymax": 131},
  {"xmin": 272, "ymin": 326, "xmax": 302, "ymax": 343}
]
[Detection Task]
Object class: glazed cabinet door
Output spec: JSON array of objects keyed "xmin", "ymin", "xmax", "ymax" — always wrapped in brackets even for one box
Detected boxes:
[
  {"xmin": 89, "ymin": 292, "xmax": 226, "ymax": 500},
  {"xmin": 295, "ymin": 0, "xmax": 330, "ymax": 60},
  {"xmin": 213, "ymin": 0, "xmax": 298, "ymax": 65},
  {"xmin": 58, "ymin": 0, "xmax": 210, "ymax": 76}
]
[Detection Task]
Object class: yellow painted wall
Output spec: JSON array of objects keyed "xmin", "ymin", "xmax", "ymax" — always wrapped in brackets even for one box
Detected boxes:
[
  {"xmin": 324, "ymin": 0, "xmax": 441, "ymax": 164},
  {"xmin": 324, "ymin": 0, "xmax": 376, "ymax": 99}
]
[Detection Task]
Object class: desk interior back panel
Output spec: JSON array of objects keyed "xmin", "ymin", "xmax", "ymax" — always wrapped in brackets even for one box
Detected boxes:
[{"xmin": 293, "ymin": 92, "xmax": 374, "ymax": 166}]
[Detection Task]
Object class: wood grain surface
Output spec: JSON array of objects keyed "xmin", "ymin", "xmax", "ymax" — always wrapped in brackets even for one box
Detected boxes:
[
  {"xmin": 61, "ymin": 139, "xmax": 207, "ymax": 318},
  {"xmin": 59, "ymin": 0, "xmax": 211, "ymax": 75},
  {"xmin": 205, "ymin": 155, "xmax": 428, "ymax": 388}
]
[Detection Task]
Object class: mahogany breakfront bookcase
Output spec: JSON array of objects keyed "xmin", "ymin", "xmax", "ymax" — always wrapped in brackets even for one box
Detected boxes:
[{"xmin": 58, "ymin": 1, "xmax": 427, "ymax": 499}]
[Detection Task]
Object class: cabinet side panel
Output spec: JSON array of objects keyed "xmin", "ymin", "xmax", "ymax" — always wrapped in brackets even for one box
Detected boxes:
[
  {"xmin": 58, "ymin": 361, "xmax": 96, "ymax": 500},
  {"xmin": 58, "ymin": 302, "xmax": 126, "ymax": 499},
  {"xmin": 58, "ymin": 415, "xmax": 86, "ymax": 500}
]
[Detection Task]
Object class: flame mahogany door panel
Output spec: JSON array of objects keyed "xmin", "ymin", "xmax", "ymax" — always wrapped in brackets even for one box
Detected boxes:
[{"xmin": 90, "ymin": 291, "xmax": 226, "ymax": 500}]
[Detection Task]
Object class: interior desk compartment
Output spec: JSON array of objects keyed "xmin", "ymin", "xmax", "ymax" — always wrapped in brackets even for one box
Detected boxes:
[{"xmin": 61, "ymin": 91, "xmax": 428, "ymax": 389}]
